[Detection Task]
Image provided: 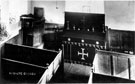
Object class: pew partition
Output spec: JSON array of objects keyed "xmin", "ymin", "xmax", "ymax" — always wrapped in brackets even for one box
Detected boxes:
[
  {"xmin": 93, "ymin": 50, "xmax": 135, "ymax": 81},
  {"xmin": 1, "ymin": 43, "xmax": 63, "ymax": 83}
]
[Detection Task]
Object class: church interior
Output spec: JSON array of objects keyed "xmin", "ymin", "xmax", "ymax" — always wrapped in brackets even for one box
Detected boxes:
[{"xmin": 0, "ymin": 0, "xmax": 135, "ymax": 83}]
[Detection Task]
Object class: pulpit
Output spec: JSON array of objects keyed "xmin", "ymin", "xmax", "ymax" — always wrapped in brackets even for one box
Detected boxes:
[{"xmin": 20, "ymin": 13, "xmax": 45, "ymax": 47}]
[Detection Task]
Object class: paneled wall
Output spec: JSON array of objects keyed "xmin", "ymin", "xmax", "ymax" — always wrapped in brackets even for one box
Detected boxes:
[{"xmin": 106, "ymin": 29, "xmax": 135, "ymax": 54}]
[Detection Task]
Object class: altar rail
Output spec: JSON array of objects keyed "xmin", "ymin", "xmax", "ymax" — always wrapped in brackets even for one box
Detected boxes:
[{"xmin": 93, "ymin": 50, "xmax": 135, "ymax": 81}]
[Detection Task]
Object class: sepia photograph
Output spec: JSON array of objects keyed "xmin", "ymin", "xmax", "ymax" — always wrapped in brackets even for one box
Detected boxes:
[{"xmin": 0, "ymin": 0, "xmax": 135, "ymax": 83}]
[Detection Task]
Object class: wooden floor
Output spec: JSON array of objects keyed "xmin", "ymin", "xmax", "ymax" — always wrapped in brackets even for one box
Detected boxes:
[
  {"xmin": 50, "ymin": 62, "xmax": 135, "ymax": 83},
  {"xmin": 50, "ymin": 66, "xmax": 89, "ymax": 83},
  {"xmin": 50, "ymin": 63, "xmax": 90, "ymax": 83}
]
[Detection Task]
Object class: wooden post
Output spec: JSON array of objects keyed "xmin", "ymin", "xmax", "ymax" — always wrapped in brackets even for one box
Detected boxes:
[
  {"xmin": 110, "ymin": 55, "xmax": 114, "ymax": 76},
  {"xmin": 128, "ymin": 58, "xmax": 131, "ymax": 80},
  {"xmin": 61, "ymin": 44, "xmax": 64, "ymax": 80},
  {"xmin": 88, "ymin": 66, "xmax": 94, "ymax": 84}
]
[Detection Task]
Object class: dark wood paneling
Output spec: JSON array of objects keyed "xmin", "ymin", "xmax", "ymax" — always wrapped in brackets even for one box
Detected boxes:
[
  {"xmin": 43, "ymin": 23, "xmax": 64, "ymax": 50},
  {"xmin": 107, "ymin": 29, "xmax": 135, "ymax": 54},
  {"xmin": 64, "ymin": 12, "xmax": 105, "ymax": 32}
]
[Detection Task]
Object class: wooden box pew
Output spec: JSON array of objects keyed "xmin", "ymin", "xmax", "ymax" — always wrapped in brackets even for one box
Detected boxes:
[
  {"xmin": 1, "ymin": 43, "xmax": 63, "ymax": 83},
  {"xmin": 93, "ymin": 50, "xmax": 135, "ymax": 81}
]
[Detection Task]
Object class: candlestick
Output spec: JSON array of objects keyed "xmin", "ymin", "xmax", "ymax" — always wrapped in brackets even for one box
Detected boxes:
[
  {"xmin": 67, "ymin": 21, "xmax": 69, "ymax": 30},
  {"xmin": 78, "ymin": 28, "xmax": 80, "ymax": 30},
  {"xmin": 92, "ymin": 27, "xmax": 94, "ymax": 32},
  {"xmin": 73, "ymin": 25, "xmax": 76, "ymax": 30}
]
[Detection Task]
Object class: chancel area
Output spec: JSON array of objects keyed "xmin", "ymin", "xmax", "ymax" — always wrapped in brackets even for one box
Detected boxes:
[{"xmin": 0, "ymin": 0, "xmax": 135, "ymax": 83}]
